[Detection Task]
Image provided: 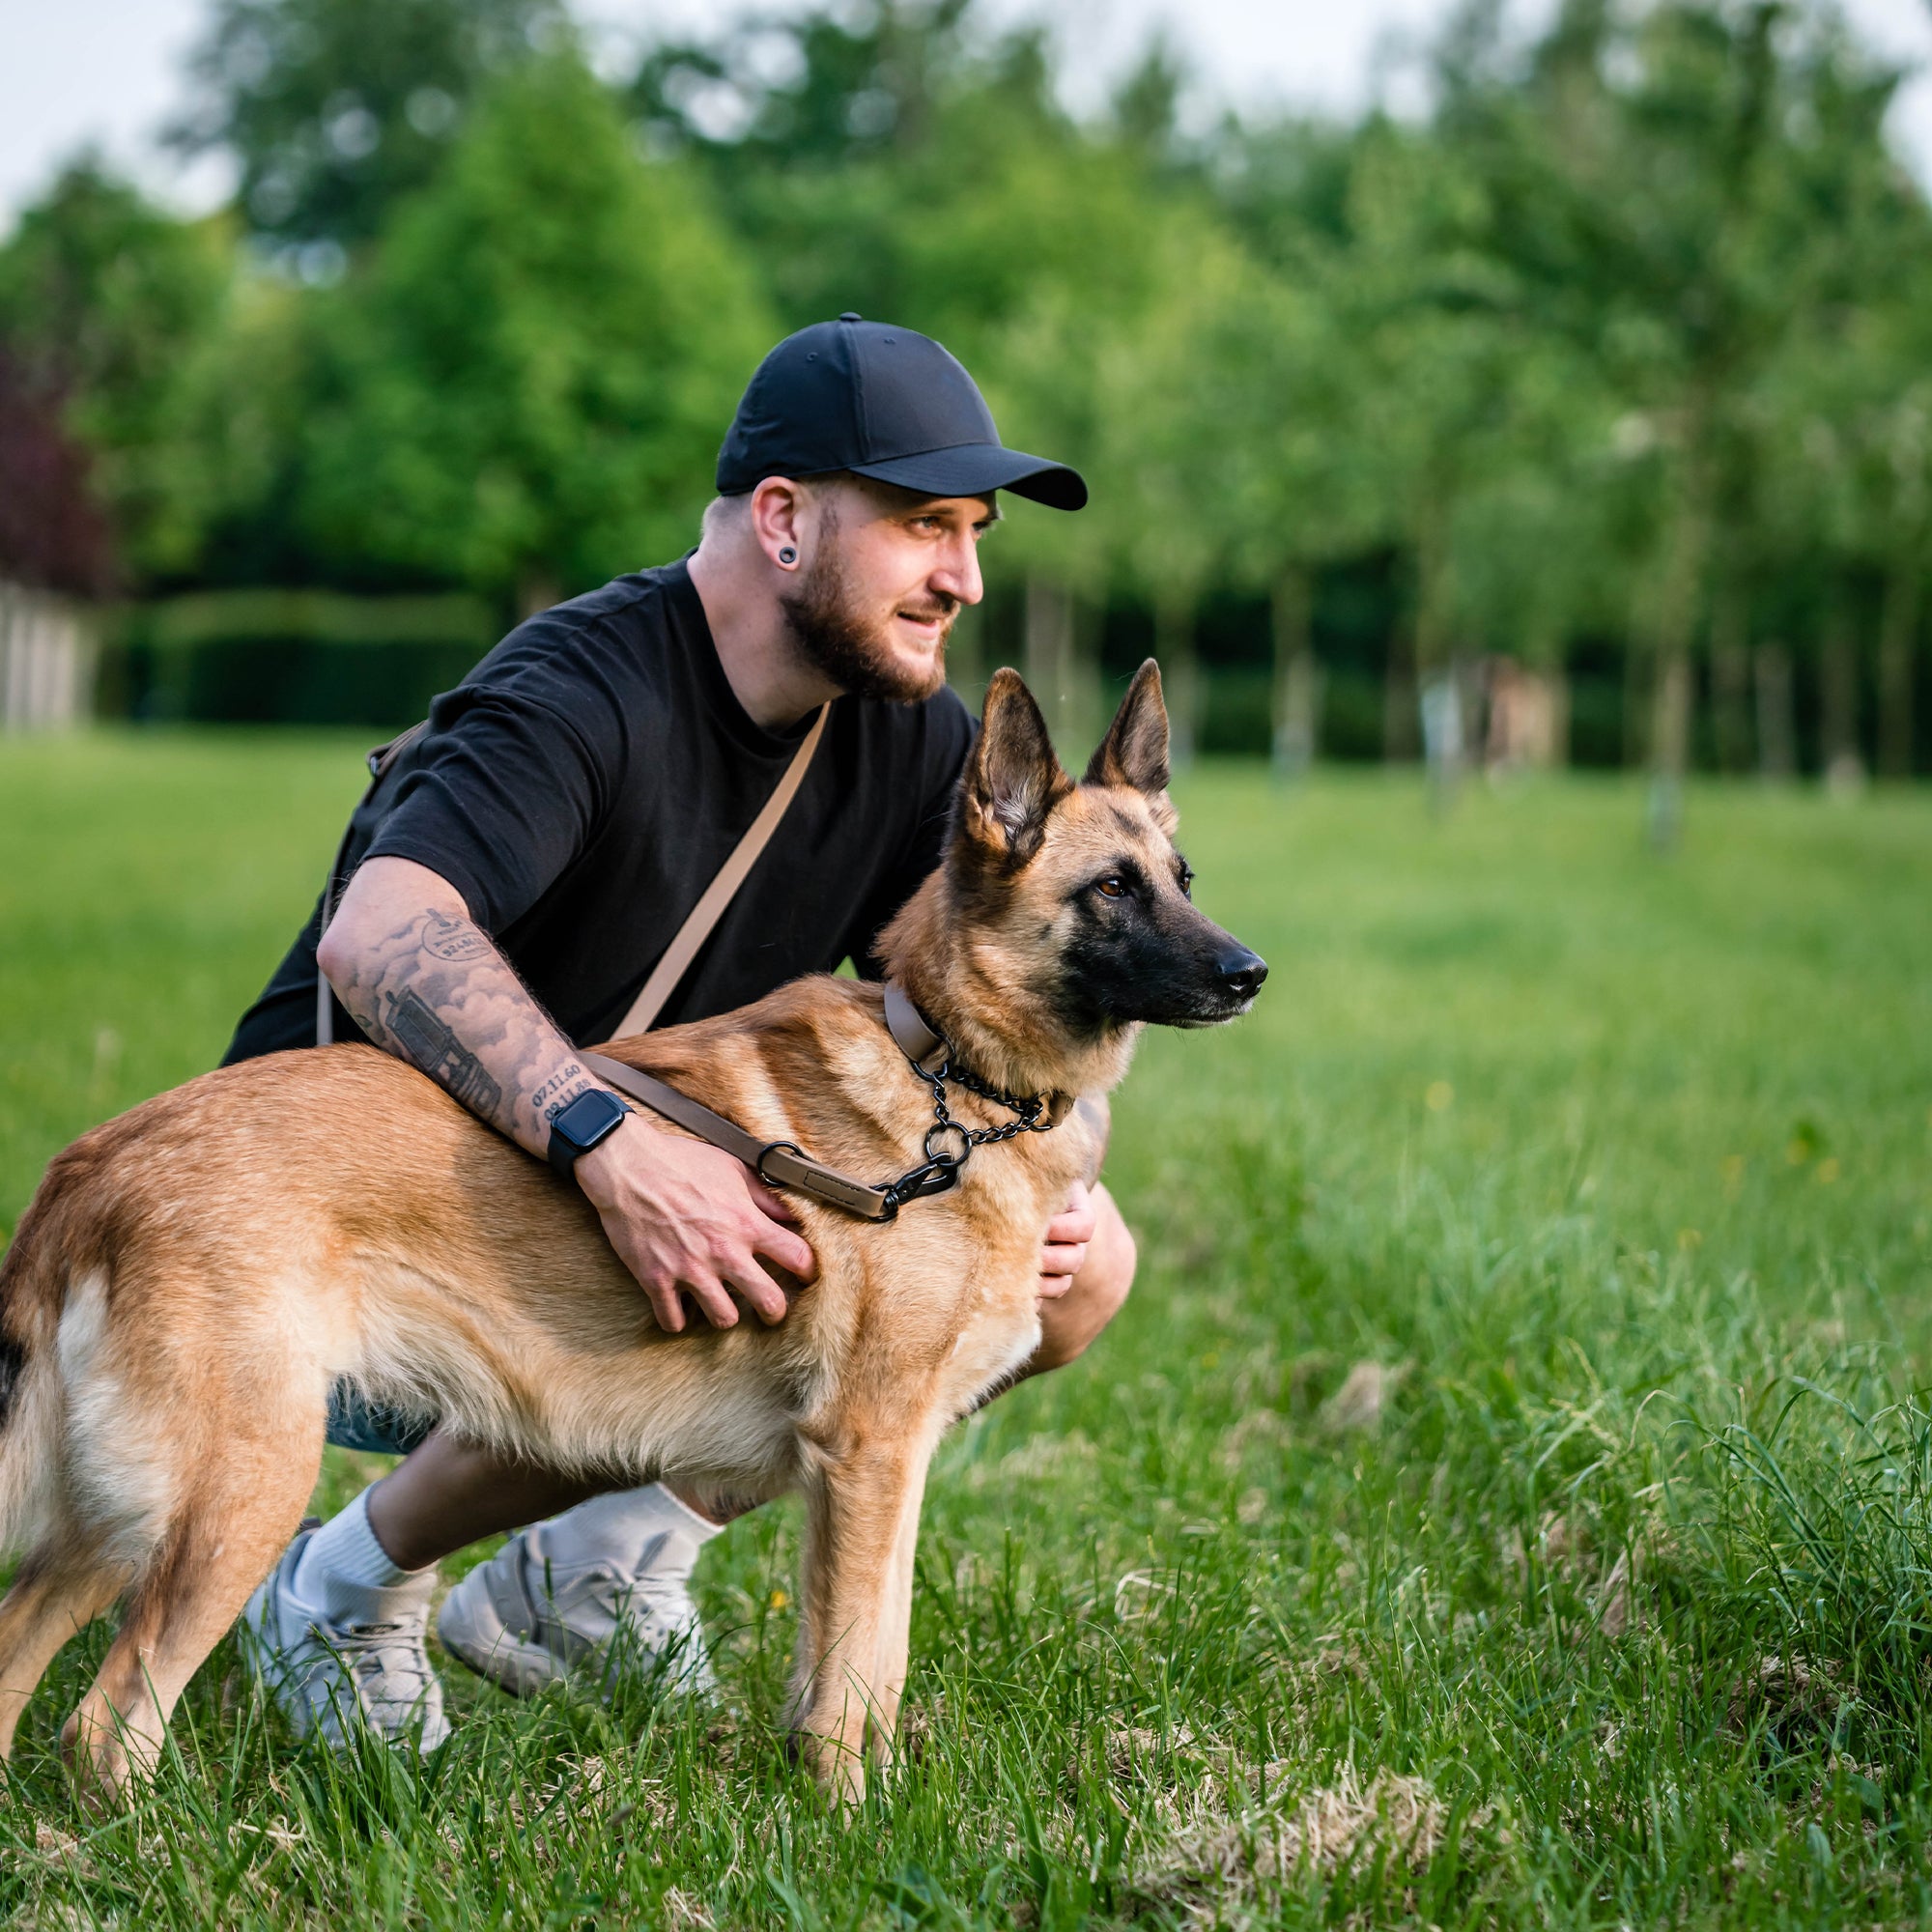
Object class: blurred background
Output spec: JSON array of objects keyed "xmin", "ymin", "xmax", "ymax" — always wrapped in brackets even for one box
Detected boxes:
[{"xmin": 4, "ymin": 0, "xmax": 1932, "ymax": 818}]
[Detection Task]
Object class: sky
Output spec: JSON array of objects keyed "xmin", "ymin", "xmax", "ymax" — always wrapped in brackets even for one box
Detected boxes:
[{"xmin": 5, "ymin": 0, "xmax": 1932, "ymax": 229}]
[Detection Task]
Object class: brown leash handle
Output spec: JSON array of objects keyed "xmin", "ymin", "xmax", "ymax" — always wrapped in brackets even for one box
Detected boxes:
[{"xmin": 580, "ymin": 1048, "xmax": 897, "ymax": 1221}]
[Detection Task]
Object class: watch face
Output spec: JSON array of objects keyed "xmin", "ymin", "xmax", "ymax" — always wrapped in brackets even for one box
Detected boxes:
[{"xmin": 555, "ymin": 1087, "xmax": 627, "ymax": 1151}]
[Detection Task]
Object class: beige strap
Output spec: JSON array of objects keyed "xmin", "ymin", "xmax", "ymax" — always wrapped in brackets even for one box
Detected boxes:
[
  {"xmin": 612, "ymin": 702, "xmax": 830, "ymax": 1039},
  {"xmin": 317, "ymin": 703, "xmax": 831, "ymax": 1049}
]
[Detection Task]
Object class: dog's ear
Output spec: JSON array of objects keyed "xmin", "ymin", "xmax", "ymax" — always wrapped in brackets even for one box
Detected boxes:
[
  {"xmin": 960, "ymin": 668, "xmax": 1072, "ymax": 870},
  {"xmin": 1085, "ymin": 659, "xmax": 1170, "ymax": 796}
]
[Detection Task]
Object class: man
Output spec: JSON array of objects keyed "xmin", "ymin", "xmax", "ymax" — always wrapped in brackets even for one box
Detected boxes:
[{"xmin": 228, "ymin": 314, "xmax": 1137, "ymax": 1747}]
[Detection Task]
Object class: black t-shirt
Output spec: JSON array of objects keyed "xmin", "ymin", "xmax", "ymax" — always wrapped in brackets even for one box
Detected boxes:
[{"xmin": 223, "ymin": 560, "xmax": 974, "ymax": 1063}]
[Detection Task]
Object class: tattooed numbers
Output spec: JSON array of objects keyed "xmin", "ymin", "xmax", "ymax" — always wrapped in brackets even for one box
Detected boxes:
[{"xmin": 533, "ymin": 1064, "xmax": 593, "ymax": 1122}]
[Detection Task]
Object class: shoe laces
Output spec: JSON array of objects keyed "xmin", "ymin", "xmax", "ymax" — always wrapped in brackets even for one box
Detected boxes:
[{"xmin": 325, "ymin": 1617, "xmax": 437, "ymax": 1700}]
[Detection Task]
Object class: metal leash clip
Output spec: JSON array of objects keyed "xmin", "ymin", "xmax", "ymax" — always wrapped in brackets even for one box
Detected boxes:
[{"xmin": 872, "ymin": 1050, "xmax": 1054, "ymax": 1219}]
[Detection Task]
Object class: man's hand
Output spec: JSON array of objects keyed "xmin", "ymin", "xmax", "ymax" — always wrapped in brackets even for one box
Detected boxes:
[
  {"xmin": 321, "ymin": 857, "xmax": 819, "ymax": 1336},
  {"xmin": 1037, "ymin": 1179, "xmax": 1097, "ymax": 1298},
  {"xmin": 575, "ymin": 1115, "xmax": 818, "ymax": 1333}
]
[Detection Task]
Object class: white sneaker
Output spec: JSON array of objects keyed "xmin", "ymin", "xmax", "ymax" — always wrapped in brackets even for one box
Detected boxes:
[
  {"xmin": 242, "ymin": 1522, "xmax": 449, "ymax": 1751},
  {"xmin": 438, "ymin": 1490, "xmax": 717, "ymax": 1700}
]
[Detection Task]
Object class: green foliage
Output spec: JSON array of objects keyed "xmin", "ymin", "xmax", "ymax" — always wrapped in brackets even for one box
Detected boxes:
[
  {"xmin": 2, "ymin": 0, "xmax": 1930, "ymax": 771},
  {"xmin": 169, "ymin": 0, "xmax": 565, "ymax": 245},
  {"xmin": 2, "ymin": 744, "xmax": 1930, "ymax": 1922},
  {"xmin": 298, "ymin": 48, "xmax": 774, "ymax": 603}
]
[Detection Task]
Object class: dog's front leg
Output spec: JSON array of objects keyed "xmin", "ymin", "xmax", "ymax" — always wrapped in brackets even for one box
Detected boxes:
[
  {"xmin": 786, "ymin": 1434, "xmax": 933, "ymax": 1804},
  {"xmin": 865, "ymin": 1446, "xmax": 930, "ymax": 1770}
]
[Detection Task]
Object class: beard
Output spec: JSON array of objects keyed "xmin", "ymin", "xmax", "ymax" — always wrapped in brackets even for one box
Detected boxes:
[{"xmin": 779, "ymin": 515, "xmax": 955, "ymax": 704}]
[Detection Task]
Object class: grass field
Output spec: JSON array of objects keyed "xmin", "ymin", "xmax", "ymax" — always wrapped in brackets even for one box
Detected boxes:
[{"xmin": 2, "ymin": 731, "xmax": 1930, "ymax": 1929}]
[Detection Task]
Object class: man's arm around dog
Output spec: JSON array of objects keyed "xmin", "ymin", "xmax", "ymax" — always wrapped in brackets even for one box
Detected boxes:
[{"xmin": 319, "ymin": 854, "xmax": 816, "ymax": 1335}]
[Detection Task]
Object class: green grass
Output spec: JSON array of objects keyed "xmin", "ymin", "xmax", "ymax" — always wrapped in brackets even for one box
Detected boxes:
[{"xmin": 2, "ymin": 730, "xmax": 1931, "ymax": 1928}]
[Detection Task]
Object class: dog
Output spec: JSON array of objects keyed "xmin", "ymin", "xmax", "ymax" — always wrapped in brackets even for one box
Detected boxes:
[{"xmin": 0, "ymin": 659, "xmax": 1265, "ymax": 1802}]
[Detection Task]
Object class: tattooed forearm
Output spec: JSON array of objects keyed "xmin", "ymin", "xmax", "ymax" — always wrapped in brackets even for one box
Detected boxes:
[
  {"xmin": 380, "ymin": 987, "xmax": 505, "ymax": 1120},
  {"xmin": 320, "ymin": 863, "xmax": 618, "ymax": 1161}
]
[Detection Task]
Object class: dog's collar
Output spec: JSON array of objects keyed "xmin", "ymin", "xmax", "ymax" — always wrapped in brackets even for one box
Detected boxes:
[
  {"xmin": 883, "ymin": 981, "xmax": 950, "ymax": 1078},
  {"xmin": 872, "ymin": 981, "xmax": 1060, "ymax": 1216}
]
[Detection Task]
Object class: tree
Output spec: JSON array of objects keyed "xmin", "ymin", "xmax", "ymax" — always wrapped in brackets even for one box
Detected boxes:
[
  {"xmin": 1452, "ymin": 0, "xmax": 1916, "ymax": 838},
  {"xmin": 0, "ymin": 157, "xmax": 229, "ymax": 582},
  {"xmin": 170, "ymin": 0, "xmax": 562, "ymax": 247},
  {"xmin": 0, "ymin": 345, "xmax": 116, "ymax": 594},
  {"xmin": 298, "ymin": 48, "xmax": 775, "ymax": 609}
]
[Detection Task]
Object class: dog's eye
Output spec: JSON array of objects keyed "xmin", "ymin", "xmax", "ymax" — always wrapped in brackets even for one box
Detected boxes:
[
  {"xmin": 1094, "ymin": 876, "xmax": 1127, "ymax": 899},
  {"xmin": 1177, "ymin": 867, "xmax": 1195, "ymax": 899}
]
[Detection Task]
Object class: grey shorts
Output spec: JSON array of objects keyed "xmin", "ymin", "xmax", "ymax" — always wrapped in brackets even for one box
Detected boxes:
[{"xmin": 326, "ymin": 1380, "xmax": 436, "ymax": 1457}]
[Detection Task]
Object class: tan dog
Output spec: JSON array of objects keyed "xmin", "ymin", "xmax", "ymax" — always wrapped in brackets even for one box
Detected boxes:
[{"xmin": 0, "ymin": 661, "xmax": 1264, "ymax": 1801}]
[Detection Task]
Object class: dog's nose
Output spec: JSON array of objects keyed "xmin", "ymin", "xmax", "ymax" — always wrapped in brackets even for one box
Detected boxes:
[{"xmin": 1217, "ymin": 946, "xmax": 1268, "ymax": 999}]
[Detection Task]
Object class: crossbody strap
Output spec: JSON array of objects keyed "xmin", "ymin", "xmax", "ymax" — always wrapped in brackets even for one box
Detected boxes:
[
  {"xmin": 315, "ymin": 702, "xmax": 830, "ymax": 1049},
  {"xmin": 611, "ymin": 701, "xmax": 830, "ymax": 1039}
]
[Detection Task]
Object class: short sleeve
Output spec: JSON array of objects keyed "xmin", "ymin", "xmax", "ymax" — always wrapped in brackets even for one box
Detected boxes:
[
  {"xmin": 362, "ymin": 689, "xmax": 610, "ymax": 934},
  {"xmin": 843, "ymin": 691, "xmax": 977, "ymax": 980}
]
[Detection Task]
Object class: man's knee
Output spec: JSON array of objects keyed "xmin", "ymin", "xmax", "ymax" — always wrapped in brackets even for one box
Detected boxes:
[{"xmin": 1034, "ymin": 1184, "xmax": 1135, "ymax": 1373}]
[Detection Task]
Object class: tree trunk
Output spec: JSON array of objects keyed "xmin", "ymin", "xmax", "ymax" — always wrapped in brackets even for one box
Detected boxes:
[
  {"xmin": 1065, "ymin": 595, "xmax": 1102, "ymax": 756},
  {"xmin": 1419, "ymin": 665, "xmax": 1467, "ymax": 814},
  {"xmin": 1153, "ymin": 595, "xmax": 1200, "ymax": 767},
  {"xmin": 1646, "ymin": 652, "xmax": 1692, "ymax": 849},
  {"xmin": 1269, "ymin": 566, "xmax": 1320, "ymax": 782},
  {"xmin": 1820, "ymin": 600, "xmax": 1865, "ymax": 798},
  {"xmin": 1709, "ymin": 580, "xmax": 1751, "ymax": 776},
  {"xmin": 1382, "ymin": 641, "xmax": 1418, "ymax": 763},
  {"xmin": 1877, "ymin": 554, "xmax": 1919, "ymax": 781},
  {"xmin": 517, "ymin": 573, "xmax": 561, "ymax": 621},
  {"xmin": 1024, "ymin": 575, "xmax": 1074, "ymax": 757},
  {"xmin": 947, "ymin": 586, "xmax": 987, "ymax": 713},
  {"xmin": 1406, "ymin": 494, "xmax": 1454, "ymax": 789},
  {"xmin": 1753, "ymin": 642, "xmax": 1796, "ymax": 783},
  {"xmin": 1644, "ymin": 484, "xmax": 1710, "ymax": 852},
  {"xmin": 1621, "ymin": 630, "xmax": 1647, "ymax": 771}
]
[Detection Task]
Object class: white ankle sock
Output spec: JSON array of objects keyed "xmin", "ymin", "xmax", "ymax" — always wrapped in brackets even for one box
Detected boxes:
[
  {"xmin": 298, "ymin": 1488, "xmax": 424, "ymax": 1608},
  {"xmin": 539, "ymin": 1484, "xmax": 725, "ymax": 1554}
]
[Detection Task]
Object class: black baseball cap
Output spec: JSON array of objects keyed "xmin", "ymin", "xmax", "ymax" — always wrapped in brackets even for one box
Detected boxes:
[{"xmin": 716, "ymin": 314, "xmax": 1088, "ymax": 511}]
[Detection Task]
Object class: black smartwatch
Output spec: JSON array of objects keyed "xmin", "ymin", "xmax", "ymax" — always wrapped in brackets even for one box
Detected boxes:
[{"xmin": 546, "ymin": 1088, "xmax": 631, "ymax": 1178}]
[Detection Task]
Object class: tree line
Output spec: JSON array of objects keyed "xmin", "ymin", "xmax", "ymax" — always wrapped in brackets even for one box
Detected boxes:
[{"xmin": 1, "ymin": 0, "xmax": 1928, "ymax": 803}]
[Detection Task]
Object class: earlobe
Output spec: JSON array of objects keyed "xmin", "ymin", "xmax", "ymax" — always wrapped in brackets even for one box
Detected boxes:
[
  {"xmin": 751, "ymin": 476, "xmax": 808, "ymax": 574},
  {"xmin": 1084, "ymin": 658, "xmax": 1170, "ymax": 796},
  {"xmin": 962, "ymin": 668, "xmax": 1072, "ymax": 870}
]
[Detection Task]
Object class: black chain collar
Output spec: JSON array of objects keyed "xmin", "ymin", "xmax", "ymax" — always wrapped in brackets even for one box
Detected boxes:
[{"xmin": 875, "ymin": 1028, "xmax": 1058, "ymax": 1215}]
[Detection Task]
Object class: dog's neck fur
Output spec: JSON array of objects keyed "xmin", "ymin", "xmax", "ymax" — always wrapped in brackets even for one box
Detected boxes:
[{"xmin": 876, "ymin": 857, "xmax": 1141, "ymax": 1105}]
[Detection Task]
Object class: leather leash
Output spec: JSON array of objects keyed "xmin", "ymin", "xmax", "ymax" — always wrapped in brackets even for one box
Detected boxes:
[{"xmin": 579, "ymin": 984, "xmax": 1046, "ymax": 1224}]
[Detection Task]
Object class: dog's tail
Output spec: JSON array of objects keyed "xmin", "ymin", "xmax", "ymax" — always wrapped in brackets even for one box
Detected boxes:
[{"xmin": 0, "ymin": 1143, "xmax": 93, "ymax": 1553}]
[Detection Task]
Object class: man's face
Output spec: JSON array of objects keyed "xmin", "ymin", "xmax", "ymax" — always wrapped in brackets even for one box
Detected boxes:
[{"xmin": 781, "ymin": 480, "xmax": 995, "ymax": 704}]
